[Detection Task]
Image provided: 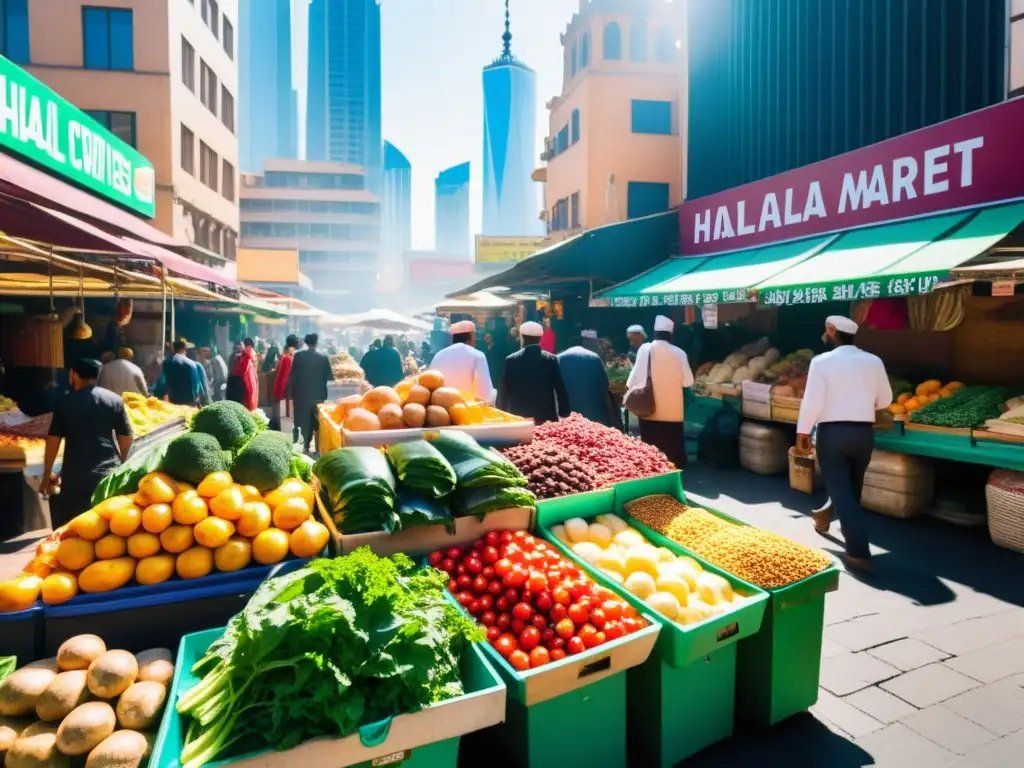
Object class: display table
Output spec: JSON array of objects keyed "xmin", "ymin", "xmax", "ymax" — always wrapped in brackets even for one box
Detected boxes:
[{"xmin": 873, "ymin": 426, "xmax": 1024, "ymax": 472}]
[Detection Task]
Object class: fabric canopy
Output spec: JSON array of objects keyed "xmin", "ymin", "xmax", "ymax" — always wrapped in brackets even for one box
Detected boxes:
[
  {"xmin": 446, "ymin": 210, "xmax": 680, "ymax": 297},
  {"xmin": 434, "ymin": 291, "xmax": 514, "ymax": 312},
  {"xmin": 321, "ymin": 308, "xmax": 432, "ymax": 332}
]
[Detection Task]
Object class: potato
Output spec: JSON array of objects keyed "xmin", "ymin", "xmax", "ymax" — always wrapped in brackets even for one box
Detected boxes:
[
  {"xmin": 55, "ymin": 701, "xmax": 115, "ymax": 756},
  {"xmin": 35, "ymin": 671, "xmax": 90, "ymax": 722},
  {"xmin": 114, "ymin": 682, "xmax": 165, "ymax": 731},
  {"xmin": 0, "ymin": 660, "xmax": 59, "ymax": 717},
  {"xmin": 56, "ymin": 635, "xmax": 107, "ymax": 672},
  {"xmin": 83, "ymin": 729, "xmax": 148, "ymax": 768},
  {"xmin": 424, "ymin": 405, "xmax": 451, "ymax": 427},
  {"xmin": 133, "ymin": 649, "xmax": 174, "ymax": 687},
  {"xmin": 0, "ymin": 717, "xmax": 32, "ymax": 752},
  {"xmin": 86, "ymin": 652, "xmax": 137, "ymax": 700},
  {"xmin": 5, "ymin": 721, "xmax": 69, "ymax": 768}
]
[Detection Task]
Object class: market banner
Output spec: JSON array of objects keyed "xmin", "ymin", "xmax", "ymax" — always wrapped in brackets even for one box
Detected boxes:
[
  {"xmin": 474, "ymin": 235, "xmax": 548, "ymax": 264},
  {"xmin": 679, "ymin": 97, "xmax": 1024, "ymax": 257},
  {"xmin": 758, "ymin": 274, "xmax": 945, "ymax": 307},
  {"xmin": 604, "ymin": 287, "xmax": 749, "ymax": 308}
]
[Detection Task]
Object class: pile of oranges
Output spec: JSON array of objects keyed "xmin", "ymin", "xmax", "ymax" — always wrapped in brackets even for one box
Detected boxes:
[{"xmin": 888, "ymin": 379, "xmax": 964, "ymax": 417}]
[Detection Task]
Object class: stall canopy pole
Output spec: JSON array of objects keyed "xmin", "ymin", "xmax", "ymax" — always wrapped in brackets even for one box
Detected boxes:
[
  {"xmin": 161, "ymin": 267, "xmax": 168, "ymax": 347},
  {"xmin": 170, "ymin": 292, "xmax": 176, "ymax": 343}
]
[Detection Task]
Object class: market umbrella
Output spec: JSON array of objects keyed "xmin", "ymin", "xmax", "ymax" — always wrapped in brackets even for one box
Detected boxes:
[{"xmin": 320, "ymin": 308, "xmax": 432, "ymax": 333}]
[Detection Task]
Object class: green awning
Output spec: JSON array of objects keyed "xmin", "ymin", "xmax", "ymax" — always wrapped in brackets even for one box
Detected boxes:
[
  {"xmin": 596, "ymin": 236, "xmax": 832, "ymax": 308},
  {"xmin": 754, "ymin": 211, "xmax": 971, "ymax": 306}
]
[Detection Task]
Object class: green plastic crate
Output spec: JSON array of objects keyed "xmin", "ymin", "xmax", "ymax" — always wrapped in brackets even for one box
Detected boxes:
[{"xmin": 150, "ymin": 627, "xmax": 506, "ymax": 768}]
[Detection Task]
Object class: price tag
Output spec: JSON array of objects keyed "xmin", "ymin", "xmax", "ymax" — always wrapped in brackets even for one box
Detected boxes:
[
  {"xmin": 701, "ymin": 304, "xmax": 718, "ymax": 329},
  {"xmin": 992, "ymin": 280, "xmax": 1016, "ymax": 297},
  {"xmin": 371, "ymin": 751, "xmax": 411, "ymax": 766}
]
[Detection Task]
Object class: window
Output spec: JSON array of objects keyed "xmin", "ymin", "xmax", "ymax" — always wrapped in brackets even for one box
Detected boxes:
[
  {"xmin": 84, "ymin": 111, "xmax": 136, "ymax": 148},
  {"xmin": 629, "ymin": 22, "xmax": 647, "ymax": 62},
  {"xmin": 570, "ymin": 41, "xmax": 577, "ymax": 77},
  {"xmin": 631, "ymin": 100, "xmax": 672, "ymax": 134},
  {"xmin": 181, "ymin": 37, "xmax": 195, "ymax": 91},
  {"xmin": 581, "ymin": 33, "xmax": 590, "ymax": 68},
  {"xmin": 0, "ymin": 0, "xmax": 30, "ymax": 64},
  {"xmin": 627, "ymin": 182, "xmax": 670, "ymax": 220},
  {"xmin": 220, "ymin": 86, "xmax": 234, "ymax": 131},
  {"xmin": 202, "ymin": 0, "xmax": 219, "ymax": 39},
  {"xmin": 180, "ymin": 125, "xmax": 195, "ymax": 174},
  {"xmin": 570, "ymin": 192, "xmax": 579, "ymax": 230},
  {"xmin": 222, "ymin": 18, "xmax": 233, "ymax": 59},
  {"xmin": 82, "ymin": 7, "xmax": 134, "ymax": 70},
  {"xmin": 603, "ymin": 22, "xmax": 621, "ymax": 60},
  {"xmin": 200, "ymin": 60, "xmax": 218, "ymax": 115},
  {"xmin": 655, "ymin": 24, "xmax": 677, "ymax": 62},
  {"xmin": 221, "ymin": 159, "xmax": 234, "ymax": 201},
  {"xmin": 570, "ymin": 109, "xmax": 580, "ymax": 144},
  {"xmin": 556, "ymin": 125, "xmax": 569, "ymax": 154},
  {"xmin": 199, "ymin": 141, "xmax": 218, "ymax": 190}
]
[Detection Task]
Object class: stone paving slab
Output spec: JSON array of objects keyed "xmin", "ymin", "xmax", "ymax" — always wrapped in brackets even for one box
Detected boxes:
[
  {"xmin": 899, "ymin": 704, "xmax": 1000, "ymax": 755},
  {"xmin": 854, "ymin": 723, "xmax": 958, "ymax": 767},
  {"xmin": 910, "ymin": 608, "xmax": 1024, "ymax": 656},
  {"xmin": 880, "ymin": 663, "xmax": 981, "ymax": 709},
  {"xmin": 946, "ymin": 726, "xmax": 1024, "ymax": 768},
  {"xmin": 844, "ymin": 686, "xmax": 918, "ymax": 725},
  {"xmin": 820, "ymin": 652, "xmax": 902, "ymax": 696},
  {"xmin": 942, "ymin": 677, "xmax": 1024, "ymax": 736},
  {"xmin": 942, "ymin": 635, "xmax": 1024, "ymax": 684},
  {"xmin": 868, "ymin": 638, "xmax": 951, "ymax": 672},
  {"xmin": 810, "ymin": 690, "xmax": 885, "ymax": 739}
]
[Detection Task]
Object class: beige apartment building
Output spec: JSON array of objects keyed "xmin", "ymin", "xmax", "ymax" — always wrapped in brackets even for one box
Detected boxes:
[
  {"xmin": 23, "ymin": 0, "xmax": 239, "ymax": 263},
  {"xmin": 1013, "ymin": 0, "xmax": 1024, "ymax": 97},
  {"xmin": 239, "ymin": 159, "xmax": 382, "ymax": 313}
]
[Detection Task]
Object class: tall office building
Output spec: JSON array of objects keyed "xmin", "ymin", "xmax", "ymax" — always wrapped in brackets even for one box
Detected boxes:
[
  {"xmin": 239, "ymin": 0, "xmax": 297, "ymax": 172},
  {"xmin": 482, "ymin": 0, "xmax": 542, "ymax": 237},
  {"xmin": 435, "ymin": 162, "xmax": 471, "ymax": 257},
  {"xmin": 306, "ymin": 0, "xmax": 383, "ymax": 192},
  {"xmin": 380, "ymin": 141, "xmax": 412, "ymax": 291}
]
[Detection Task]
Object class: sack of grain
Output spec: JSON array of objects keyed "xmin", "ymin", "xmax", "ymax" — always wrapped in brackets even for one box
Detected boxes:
[
  {"xmin": 860, "ymin": 449, "xmax": 935, "ymax": 518},
  {"xmin": 739, "ymin": 421, "xmax": 789, "ymax": 475}
]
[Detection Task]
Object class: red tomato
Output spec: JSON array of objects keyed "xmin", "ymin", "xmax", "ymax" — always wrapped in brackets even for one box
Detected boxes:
[
  {"xmin": 456, "ymin": 574, "xmax": 472, "ymax": 590},
  {"xmin": 555, "ymin": 618, "xmax": 575, "ymax": 639},
  {"xmin": 519, "ymin": 589, "xmax": 534, "ymax": 605},
  {"xmin": 552, "ymin": 587, "xmax": 572, "ymax": 607},
  {"xmin": 592, "ymin": 631, "xmax": 607, "ymax": 647},
  {"xmin": 531, "ymin": 614, "xmax": 548, "ymax": 630},
  {"xmin": 549, "ymin": 604, "xmax": 568, "ymax": 623},
  {"xmin": 472, "ymin": 576, "xmax": 489, "ymax": 594},
  {"xmin": 547, "ymin": 636, "xmax": 566, "ymax": 650},
  {"xmin": 485, "ymin": 531, "xmax": 500, "ymax": 546},
  {"xmin": 486, "ymin": 626, "xmax": 500, "ymax": 642},
  {"xmin": 482, "ymin": 566, "xmax": 495, "ymax": 580},
  {"xmin": 505, "ymin": 588, "xmax": 520, "ymax": 604},
  {"xmin": 589, "ymin": 608, "xmax": 608, "ymax": 629},
  {"xmin": 508, "ymin": 650, "xmax": 530, "ymax": 672},
  {"xmin": 521, "ymin": 534, "xmax": 536, "ymax": 548},
  {"xmin": 527, "ymin": 572, "xmax": 547, "ymax": 592},
  {"xmin": 494, "ymin": 558, "xmax": 513, "ymax": 577},
  {"xmin": 578, "ymin": 625, "xmax": 598, "ymax": 648},
  {"xmin": 504, "ymin": 568, "xmax": 528, "ymax": 589},
  {"xmin": 500, "ymin": 531, "xmax": 513, "ymax": 544},
  {"xmin": 481, "ymin": 546, "xmax": 500, "ymax": 565},
  {"xmin": 511, "ymin": 619, "xmax": 527, "ymax": 636},
  {"xmin": 446, "ymin": 547, "xmax": 462, "ymax": 560},
  {"xmin": 568, "ymin": 604, "xmax": 588, "ymax": 625},
  {"xmin": 622, "ymin": 605, "xmax": 639, "ymax": 619},
  {"xmin": 566, "ymin": 636, "xmax": 585, "ymax": 655},
  {"xmin": 495, "ymin": 596, "xmax": 509, "ymax": 612},
  {"xmin": 513, "ymin": 530, "xmax": 528, "ymax": 542},
  {"xmin": 550, "ymin": 648, "xmax": 567, "ymax": 661},
  {"xmin": 512, "ymin": 602, "xmax": 533, "ymax": 621},
  {"xmin": 603, "ymin": 621, "xmax": 625, "ymax": 641},
  {"xmin": 428, "ymin": 551, "xmax": 444, "ymax": 566},
  {"xmin": 496, "ymin": 614, "xmax": 511, "ymax": 630},
  {"xmin": 447, "ymin": 579, "xmax": 458, "ymax": 594},
  {"xmin": 469, "ymin": 599, "xmax": 483, "ymax": 615},
  {"xmin": 569, "ymin": 582, "xmax": 590, "ymax": 601},
  {"xmin": 622, "ymin": 617, "xmax": 642, "ymax": 633},
  {"xmin": 534, "ymin": 592, "xmax": 553, "ymax": 612},
  {"xmin": 529, "ymin": 646, "xmax": 551, "ymax": 668},
  {"xmin": 546, "ymin": 570, "xmax": 563, "ymax": 584},
  {"xmin": 496, "ymin": 633, "xmax": 518, "ymax": 657},
  {"xmin": 520, "ymin": 626, "xmax": 541, "ymax": 651},
  {"xmin": 577, "ymin": 596, "xmax": 593, "ymax": 612},
  {"xmin": 465, "ymin": 557, "xmax": 483, "ymax": 575},
  {"xmin": 487, "ymin": 581, "xmax": 503, "ymax": 596},
  {"xmin": 473, "ymin": 540, "xmax": 486, "ymax": 552},
  {"xmin": 456, "ymin": 591, "xmax": 473, "ymax": 607},
  {"xmin": 601, "ymin": 600, "xmax": 623, "ymax": 622},
  {"xmin": 456, "ymin": 563, "xmax": 466, "ymax": 576},
  {"xmin": 479, "ymin": 594, "xmax": 494, "ymax": 611},
  {"xmin": 540, "ymin": 627, "xmax": 555, "ymax": 644},
  {"xmin": 440, "ymin": 558, "xmax": 455, "ymax": 574},
  {"xmin": 480, "ymin": 610, "xmax": 497, "ymax": 626}
]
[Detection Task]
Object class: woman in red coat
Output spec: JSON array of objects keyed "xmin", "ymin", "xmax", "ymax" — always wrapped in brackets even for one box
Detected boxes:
[
  {"xmin": 271, "ymin": 335, "xmax": 298, "ymax": 428},
  {"xmin": 230, "ymin": 338, "xmax": 259, "ymax": 411}
]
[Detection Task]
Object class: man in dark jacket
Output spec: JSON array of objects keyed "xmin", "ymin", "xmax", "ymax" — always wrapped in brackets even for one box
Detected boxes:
[
  {"xmin": 557, "ymin": 333, "xmax": 616, "ymax": 426},
  {"xmin": 497, "ymin": 321, "xmax": 571, "ymax": 424},
  {"xmin": 161, "ymin": 340, "xmax": 200, "ymax": 405},
  {"xmin": 287, "ymin": 333, "xmax": 333, "ymax": 453}
]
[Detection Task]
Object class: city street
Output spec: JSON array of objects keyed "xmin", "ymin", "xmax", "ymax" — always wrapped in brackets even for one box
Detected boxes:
[{"xmin": 683, "ymin": 464, "xmax": 1024, "ymax": 768}]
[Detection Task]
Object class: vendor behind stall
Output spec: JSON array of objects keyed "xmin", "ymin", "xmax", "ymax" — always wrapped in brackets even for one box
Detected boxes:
[
  {"xmin": 40, "ymin": 358, "xmax": 134, "ymax": 528},
  {"xmin": 626, "ymin": 324, "xmax": 647, "ymax": 362}
]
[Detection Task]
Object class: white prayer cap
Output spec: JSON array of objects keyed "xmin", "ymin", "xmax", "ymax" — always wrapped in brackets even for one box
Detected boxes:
[
  {"xmin": 582, "ymin": 329, "xmax": 598, "ymax": 339},
  {"xmin": 626, "ymin": 324, "xmax": 646, "ymax": 336},
  {"xmin": 450, "ymin": 320, "xmax": 475, "ymax": 334},
  {"xmin": 520, "ymin": 321, "xmax": 543, "ymax": 337},
  {"xmin": 654, "ymin": 315, "xmax": 674, "ymax": 332},
  {"xmin": 825, "ymin": 315, "xmax": 859, "ymax": 334}
]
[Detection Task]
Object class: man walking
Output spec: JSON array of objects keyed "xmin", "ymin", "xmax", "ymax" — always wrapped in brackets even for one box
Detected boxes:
[
  {"xmin": 288, "ymin": 333, "xmax": 332, "ymax": 453},
  {"xmin": 497, "ymin": 321, "xmax": 571, "ymax": 424},
  {"xmin": 430, "ymin": 321, "xmax": 495, "ymax": 403},
  {"xmin": 795, "ymin": 316, "xmax": 892, "ymax": 571},
  {"xmin": 557, "ymin": 332, "xmax": 616, "ymax": 426},
  {"xmin": 160, "ymin": 340, "xmax": 202, "ymax": 406},
  {"xmin": 97, "ymin": 347, "xmax": 148, "ymax": 396}
]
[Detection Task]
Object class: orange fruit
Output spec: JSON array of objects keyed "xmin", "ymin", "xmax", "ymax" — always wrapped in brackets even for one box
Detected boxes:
[
  {"xmin": 197, "ymin": 471, "xmax": 234, "ymax": 499},
  {"xmin": 265, "ymin": 479, "xmax": 314, "ymax": 511},
  {"xmin": 272, "ymin": 497, "xmax": 311, "ymax": 531},
  {"xmin": 214, "ymin": 536, "xmax": 252, "ymax": 572},
  {"xmin": 210, "ymin": 487, "xmax": 245, "ymax": 521},
  {"xmin": 69, "ymin": 511, "xmax": 109, "ymax": 541},
  {"xmin": 239, "ymin": 485, "xmax": 263, "ymax": 502},
  {"xmin": 289, "ymin": 520, "xmax": 329, "ymax": 558},
  {"xmin": 176, "ymin": 546, "xmax": 214, "ymax": 580},
  {"xmin": 138, "ymin": 472, "xmax": 178, "ymax": 504},
  {"xmin": 159, "ymin": 525, "xmax": 195, "ymax": 554},
  {"xmin": 136, "ymin": 554, "xmax": 176, "ymax": 585},
  {"xmin": 0, "ymin": 574, "xmax": 43, "ymax": 612},
  {"xmin": 127, "ymin": 532, "xmax": 162, "ymax": 559},
  {"xmin": 78, "ymin": 557, "xmax": 135, "ymax": 593},
  {"xmin": 56, "ymin": 538, "xmax": 95, "ymax": 571},
  {"xmin": 41, "ymin": 571, "xmax": 78, "ymax": 605},
  {"xmin": 109, "ymin": 505, "xmax": 143, "ymax": 537},
  {"xmin": 236, "ymin": 502, "xmax": 271, "ymax": 538},
  {"xmin": 94, "ymin": 534, "xmax": 127, "ymax": 560},
  {"xmin": 194, "ymin": 517, "xmax": 235, "ymax": 549},
  {"xmin": 92, "ymin": 495, "xmax": 135, "ymax": 521},
  {"xmin": 172, "ymin": 490, "xmax": 209, "ymax": 525},
  {"xmin": 142, "ymin": 503, "xmax": 173, "ymax": 534},
  {"xmin": 252, "ymin": 529, "xmax": 290, "ymax": 565}
]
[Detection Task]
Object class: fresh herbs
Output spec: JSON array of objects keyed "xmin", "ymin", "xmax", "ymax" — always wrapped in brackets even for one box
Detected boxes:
[
  {"xmin": 176, "ymin": 548, "xmax": 481, "ymax": 768},
  {"xmin": 911, "ymin": 386, "xmax": 1014, "ymax": 429}
]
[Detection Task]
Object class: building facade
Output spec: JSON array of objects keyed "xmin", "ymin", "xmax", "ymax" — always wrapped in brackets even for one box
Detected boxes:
[
  {"xmin": 20, "ymin": 0, "xmax": 240, "ymax": 262},
  {"xmin": 686, "ymin": 0, "xmax": 1010, "ymax": 200},
  {"xmin": 538, "ymin": 0, "xmax": 682, "ymax": 239},
  {"xmin": 482, "ymin": 1, "xmax": 541, "ymax": 237},
  {"xmin": 239, "ymin": 0, "xmax": 297, "ymax": 173},
  {"xmin": 1013, "ymin": 0, "xmax": 1024, "ymax": 98},
  {"xmin": 435, "ymin": 162, "xmax": 471, "ymax": 257},
  {"xmin": 239, "ymin": 159, "xmax": 381, "ymax": 313},
  {"xmin": 306, "ymin": 0, "xmax": 382, "ymax": 192},
  {"xmin": 381, "ymin": 141, "xmax": 411, "ymax": 289}
]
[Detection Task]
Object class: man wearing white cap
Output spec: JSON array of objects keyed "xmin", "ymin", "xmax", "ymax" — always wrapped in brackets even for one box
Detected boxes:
[
  {"xmin": 625, "ymin": 315, "xmax": 694, "ymax": 467},
  {"xmin": 626, "ymin": 324, "xmax": 647, "ymax": 362},
  {"xmin": 428, "ymin": 320, "xmax": 496, "ymax": 404},
  {"xmin": 795, "ymin": 316, "xmax": 893, "ymax": 570},
  {"xmin": 497, "ymin": 321, "xmax": 571, "ymax": 423}
]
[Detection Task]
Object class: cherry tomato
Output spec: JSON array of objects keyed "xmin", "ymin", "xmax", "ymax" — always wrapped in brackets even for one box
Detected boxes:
[
  {"xmin": 568, "ymin": 604, "xmax": 588, "ymax": 625},
  {"xmin": 513, "ymin": 530, "xmax": 528, "ymax": 542},
  {"xmin": 578, "ymin": 625, "xmax": 598, "ymax": 648},
  {"xmin": 540, "ymin": 627, "xmax": 555, "ymax": 644},
  {"xmin": 555, "ymin": 618, "xmax": 575, "ymax": 639},
  {"xmin": 511, "ymin": 619, "xmax": 527, "ymax": 636},
  {"xmin": 456, "ymin": 591, "xmax": 473, "ymax": 607},
  {"xmin": 529, "ymin": 646, "xmax": 551, "ymax": 668},
  {"xmin": 547, "ymin": 569, "xmax": 564, "ymax": 584},
  {"xmin": 465, "ymin": 557, "xmax": 483, "ymax": 575},
  {"xmin": 456, "ymin": 563, "xmax": 466, "ymax": 576},
  {"xmin": 591, "ymin": 631, "xmax": 607, "ymax": 648},
  {"xmin": 504, "ymin": 568, "xmax": 528, "ymax": 589},
  {"xmin": 569, "ymin": 582, "xmax": 589, "ymax": 601},
  {"xmin": 552, "ymin": 587, "xmax": 572, "ymax": 607},
  {"xmin": 566, "ymin": 636, "xmax": 585, "ymax": 655},
  {"xmin": 603, "ymin": 621, "xmax": 625, "ymax": 641},
  {"xmin": 456, "ymin": 574, "xmax": 472, "ymax": 590},
  {"xmin": 495, "ymin": 596, "xmax": 509, "ymax": 612},
  {"xmin": 428, "ymin": 551, "xmax": 444, "ymax": 566},
  {"xmin": 622, "ymin": 605, "xmax": 639, "ymax": 620},
  {"xmin": 488, "ymin": 580, "xmax": 503, "ymax": 596},
  {"xmin": 473, "ymin": 539, "xmax": 486, "ymax": 552},
  {"xmin": 527, "ymin": 571, "xmax": 547, "ymax": 592},
  {"xmin": 494, "ymin": 558, "xmax": 513, "ymax": 577},
  {"xmin": 577, "ymin": 596, "xmax": 593, "ymax": 612},
  {"xmin": 496, "ymin": 613, "xmax": 511, "ymax": 630},
  {"xmin": 505, "ymin": 588, "xmax": 520, "ymax": 604},
  {"xmin": 550, "ymin": 648, "xmax": 567, "ymax": 661},
  {"xmin": 601, "ymin": 600, "xmax": 623, "ymax": 622},
  {"xmin": 519, "ymin": 589, "xmax": 534, "ymax": 605},
  {"xmin": 512, "ymin": 602, "xmax": 533, "ymax": 621},
  {"xmin": 548, "ymin": 636, "xmax": 566, "ymax": 650},
  {"xmin": 496, "ymin": 633, "xmax": 518, "ymax": 657},
  {"xmin": 485, "ymin": 531, "xmax": 500, "ymax": 546},
  {"xmin": 589, "ymin": 608, "xmax": 608, "ymax": 629},
  {"xmin": 446, "ymin": 547, "xmax": 462, "ymax": 560},
  {"xmin": 486, "ymin": 626, "xmax": 501, "ymax": 642},
  {"xmin": 471, "ymin": 575, "xmax": 488, "ymax": 594},
  {"xmin": 500, "ymin": 530, "xmax": 514, "ymax": 543},
  {"xmin": 447, "ymin": 579, "xmax": 458, "ymax": 594},
  {"xmin": 479, "ymin": 594, "xmax": 494, "ymax": 611},
  {"xmin": 549, "ymin": 603, "xmax": 568, "ymax": 623},
  {"xmin": 480, "ymin": 610, "xmax": 497, "ymax": 626},
  {"xmin": 508, "ymin": 649, "xmax": 530, "ymax": 671},
  {"xmin": 534, "ymin": 591, "xmax": 553, "ymax": 612},
  {"xmin": 440, "ymin": 558, "xmax": 455, "ymax": 574},
  {"xmin": 469, "ymin": 599, "xmax": 483, "ymax": 615},
  {"xmin": 622, "ymin": 617, "xmax": 642, "ymax": 633},
  {"xmin": 531, "ymin": 614, "xmax": 548, "ymax": 630},
  {"xmin": 482, "ymin": 565, "xmax": 496, "ymax": 579},
  {"xmin": 482, "ymin": 546, "xmax": 500, "ymax": 564},
  {"xmin": 519, "ymin": 626, "xmax": 541, "ymax": 651}
]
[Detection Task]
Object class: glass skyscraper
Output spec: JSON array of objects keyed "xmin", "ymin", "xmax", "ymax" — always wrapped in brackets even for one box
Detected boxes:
[
  {"xmin": 381, "ymin": 141, "xmax": 412, "ymax": 288},
  {"xmin": 435, "ymin": 162, "xmax": 471, "ymax": 256},
  {"xmin": 482, "ymin": 1, "xmax": 542, "ymax": 236},
  {"xmin": 239, "ymin": 0, "xmax": 297, "ymax": 172},
  {"xmin": 306, "ymin": 0, "xmax": 383, "ymax": 191}
]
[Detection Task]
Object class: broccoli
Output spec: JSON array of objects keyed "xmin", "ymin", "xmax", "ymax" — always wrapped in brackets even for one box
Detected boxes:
[
  {"xmin": 162, "ymin": 432, "xmax": 231, "ymax": 485},
  {"xmin": 230, "ymin": 431, "xmax": 294, "ymax": 492},
  {"xmin": 190, "ymin": 401, "xmax": 259, "ymax": 452}
]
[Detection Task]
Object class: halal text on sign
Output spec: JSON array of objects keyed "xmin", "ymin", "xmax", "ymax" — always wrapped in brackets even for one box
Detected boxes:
[{"xmin": 680, "ymin": 97, "xmax": 1024, "ymax": 256}]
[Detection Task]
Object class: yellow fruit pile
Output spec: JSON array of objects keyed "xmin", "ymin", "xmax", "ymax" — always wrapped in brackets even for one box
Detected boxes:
[
  {"xmin": 122, "ymin": 393, "xmax": 195, "ymax": 436},
  {"xmin": 0, "ymin": 472, "xmax": 328, "ymax": 611},
  {"xmin": 888, "ymin": 380, "xmax": 963, "ymax": 416}
]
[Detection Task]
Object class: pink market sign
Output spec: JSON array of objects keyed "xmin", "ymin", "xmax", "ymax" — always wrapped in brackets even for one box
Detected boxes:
[{"xmin": 680, "ymin": 97, "xmax": 1024, "ymax": 256}]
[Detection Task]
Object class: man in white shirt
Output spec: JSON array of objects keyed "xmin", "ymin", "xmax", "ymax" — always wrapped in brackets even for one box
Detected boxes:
[
  {"xmin": 626, "ymin": 315, "xmax": 694, "ymax": 468},
  {"xmin": 795, "ymin": 315, "xmax": 893, "ymax": 570},
  {"xmin": 428, "ymin": 320, "xmax": 496, "ymax": 404}
]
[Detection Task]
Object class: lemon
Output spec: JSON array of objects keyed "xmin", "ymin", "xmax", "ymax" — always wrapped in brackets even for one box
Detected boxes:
[
  {"xmin": 236, "ymin": 502, "xmax": 271, "ymax": 538},
  {"xmin": 288, "ymin": 520, "xmax": 329, "ymax": 558},
  {"xmin": 176, "ymin": 546, "xmax": 214, "ymax": 580},
  {"xmin": 197, "ymin": 471, "xmax": 234, "ymax": 499},
  {"xmin": 69, "ymin": 511, "xmax": 109, "ymax": 541},
  {"xmin": 127, "ymin": 532, "xmax": 162, "ymax": 559},
  {"xmin": 136, "ymin": 554, "xmax": 176, "ymax": 585},
  {"xmin": 159, "ymin": 525, "xmax": 195, "ymax": 554},
  {"xmin": 271, "ymin": 497, "xmax": 311, "ymax": 531},
  {"xmin": 210, "ymin": 486, "xmax": 245, "ymax": 521},
  {"xmin": 57, "ymin": 538, "xmax": 95, "ymax": 571},
  {"xmin": 41, "ymin": 571, "xmax": 78, "ymax": 605},
  {"xmin": 141, "ymin": 503, "xmax": 173, "ymax": 534},
  {"xmin": 194, "ymin": 517, "xmax": 235, "ymax": 548},
  {"xmin": 252, "ymin": 529, "xmax": 290, "ymax": 565},
  {"xmin": 94, "ymin": 534, "xmax": 127, "ymax": 560},
  {"xmin": 172, "ymin": 490, "xmax": 209, "ymax": 525},
  {"xmin": 214, "ymin": 536, "xmax": 252, "ymax": 572}
]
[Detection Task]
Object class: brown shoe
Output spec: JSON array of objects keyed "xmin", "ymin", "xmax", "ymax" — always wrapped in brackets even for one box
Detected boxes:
[
  {"xmin": 840, "ymin": 553, "xmax": 873, "ymax": 572},
  {"xmin": 812, "ymin": 509, "xmax": 831, "ymax": 534}
]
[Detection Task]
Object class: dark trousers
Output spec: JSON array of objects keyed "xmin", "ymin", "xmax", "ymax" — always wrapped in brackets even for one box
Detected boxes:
[
  {"xmin": 639, "ymin": 419, "xmax": 686, "ymax": 469},
  {"xmin": 294, "ymin": 400, "xmax": 317, "ymax": 453},
  {"xmin": 816, "ymin": 421, "xmax": 874, "ymax": 559}
]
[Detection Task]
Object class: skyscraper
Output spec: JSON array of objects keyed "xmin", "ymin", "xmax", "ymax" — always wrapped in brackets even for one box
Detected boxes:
[
  {"xmin": 482, "ymin": 0, "xmax": 542, "ymax": 236},
  {"xmin": 239, "ymin": 0, "xmax": 297, "ymax": 172},
  {"xmin": 306, "ymin": 0, "xmax": 383, "ymax": 191},
  {"xmin": 380, "ymin": 141, "xmax": 412, "ymax": 290},
  {"xmin": 435, "ymin": 162, "xmax": 471, "ymax": 257}
]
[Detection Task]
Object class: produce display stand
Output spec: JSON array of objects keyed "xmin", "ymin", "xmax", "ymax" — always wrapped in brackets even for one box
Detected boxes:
[
  {"xmin": 151, "ymin": 626, "xmax": 507, "ymax": 768},
  {"xmin": 874, "ymin": 424, "xmax": 1024, "ymax": 472},
  {"xmin": 0, "ymin": 604, "xmax": 42, "ymax": 662},
  {"xmin": 535, "ymin": 488, "xmax": 770, "ymax": 767},
  {"xmin": 616, "ymin": 471, "xmax": 841, "ymax": 729}
]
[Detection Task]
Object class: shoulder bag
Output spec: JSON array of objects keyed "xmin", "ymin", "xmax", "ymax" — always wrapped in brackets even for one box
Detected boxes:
[{"xmin": 624, "ymin": 343, "xmax": 656, "ymax": 418}]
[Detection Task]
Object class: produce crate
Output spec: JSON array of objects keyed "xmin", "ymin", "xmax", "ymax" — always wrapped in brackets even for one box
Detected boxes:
[
  {"xmin": 537, "ymin": 489, "xmax": 769, "ymax": 766},
  {"xmin": 340, "ymin": 420, "xmax": 534, "ymax": 449},
  {"xmin": 150, "ymin": 627, "xmax": 506, "ymax": 768},
  {"xmin": 615, "ymin": 478, "xmax": 841, "ymax": 728},
  {"xmin": 317, "ymin": 403, "xmax": 343, "ymax": 454},
  {"xmin": 0, "ymin": 604, "xmax": 42, "ymax": 663}
]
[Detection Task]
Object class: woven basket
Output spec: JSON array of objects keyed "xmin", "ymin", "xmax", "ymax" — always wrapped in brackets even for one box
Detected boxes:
[
  {"xmin": 860, "ymin": 450, "xmax": 935, "ymax": 519},
  {"xmin": 739, "ymin": 421, "xmax": 789, "ymax": 475},
  {"xmin": 788, "ymin": 448, "xmax": 821, "ymax": 494},
  {"xmin": 986, "ymin": 469, "xmax": 1024, "ymax": 554}
]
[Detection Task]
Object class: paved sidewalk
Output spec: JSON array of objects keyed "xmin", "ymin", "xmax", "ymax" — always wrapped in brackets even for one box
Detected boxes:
[{"xmin": 682, "ymin": 463, "xmax": 1024, "ymax": 768}]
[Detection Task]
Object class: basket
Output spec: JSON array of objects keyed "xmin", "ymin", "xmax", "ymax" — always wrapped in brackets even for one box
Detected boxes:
[
  {"xmin": 739, "ymin": 421, "xmax": 789, "ymax": 475},
  {"xmin": 860, "ymin": 450, "xmax": 935, "ymax": 519},
  {"xmin": 985, "ymin": 469, "xmax": 1024, "ymax": 553},
  {"xmin": 787, "ymin": 448, "xmax": 820, "ymax": 494}
]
